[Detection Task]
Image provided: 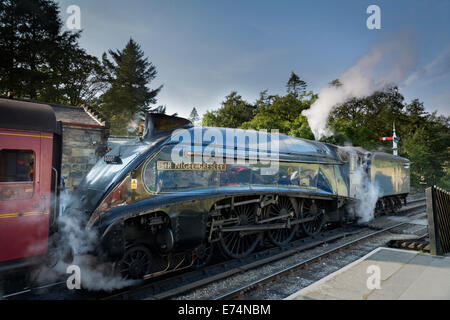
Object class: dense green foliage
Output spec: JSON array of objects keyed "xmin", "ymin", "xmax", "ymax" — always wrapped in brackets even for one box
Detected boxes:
[
  {"xmin": 202, "ymin": 91, "xmax": 256, "ymax": 128},
  {"xmin": 0, "ymin": 0, "xmax": 103, "ymax": 104},
  {"xmin": 0, "ymin": 0, "xmax": 165, "ymax": 135},
  {"xmin": 201, "ymin": 73, "xmax": 449, "ymax": 189},
  {"xmin": 241, "ymin": 92, "xmax": 315, "ymax": 140},
  {"xmin": 0, "ymin": 2, "xmax": 447, "ymax": 189},
  {"xmin": 399, "ymin": 101, "xmax": 449, "ymax": 189}
]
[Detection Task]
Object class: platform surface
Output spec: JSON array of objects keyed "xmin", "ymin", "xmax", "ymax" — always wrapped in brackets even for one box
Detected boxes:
[{"xmin": 286, "ymin": 247, "xmax": 450, "ymax": 300}]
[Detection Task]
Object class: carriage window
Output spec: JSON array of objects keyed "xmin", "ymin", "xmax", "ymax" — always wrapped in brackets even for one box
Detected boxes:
[
  {"xmin": 0, "ymin": 150, "xmax": 35, "ymax": 201},
  {"xmin": 0, "ymin": 150, "xmax": 35, "ymax": 182}
]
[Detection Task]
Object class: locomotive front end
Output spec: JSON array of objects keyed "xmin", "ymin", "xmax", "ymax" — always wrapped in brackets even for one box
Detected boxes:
[{"xmin": 63, "ymin": 114, "xmax": 195, "ymax": 278}]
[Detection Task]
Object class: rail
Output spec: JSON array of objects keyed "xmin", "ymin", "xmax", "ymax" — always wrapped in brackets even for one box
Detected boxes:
[
  {"xmin": 115, "ymin": 199, "xmax": 426, "ymax": 300},
  {"xmin": 213, "ymin": 215, "xmax": 427, "ymax": 300},
  {"xmin": 2, "ymin": 199, "xmax": 426, "ymax": 300}
]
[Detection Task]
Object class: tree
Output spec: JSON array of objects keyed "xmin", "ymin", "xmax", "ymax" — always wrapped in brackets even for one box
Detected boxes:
[
  {"xmin": 325, "ymin": 86, "xmax": 405, "ymax": 149},
  {"xmin": 289, "ymin": 115, "xmax": 315, "ymax": 140},
  {"xmin": 241, "ymin": 91, "xmax": 315, "ymax": 138},
  {"xmin": 254, "ymin": 89, "xmax": 275, "ymax": 111},
  {"xmin": 400, "ymin": 111, "xmax": 449, "ymax": 189},
  {"xmin": 0, "ymin": 0, "xmax": 104, "ymax": 105},
  {"xmin": 202, "ymin": 91, "xmax": 255, "ymax": 128},
  {"xmin": 98, "ymin": 38, "xmax": 162, "ymax": 135},
  {"xmin": 324, "ymin": 86, "xmax": 449, "ymax": 189},
  {"xmin": 201, "ymin": 111, "xmax": 218, "ymax": 127},
  {"xmin": 39, "ymin": 32, "xmax": 106, "ymax": 105},
  {"xmin": 189, "ymin": 107, "xmax": 200, "ymax": 124},
  {"xmin": 286, "ymin": 72, "xmax": 307, "ymax": 97},
  {"xmin": 0, "ymin": 0, "xmax": 63, "ymax": 98}
]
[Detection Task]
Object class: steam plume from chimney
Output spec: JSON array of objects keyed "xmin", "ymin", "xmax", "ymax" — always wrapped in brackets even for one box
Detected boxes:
[{"xmin": 302, "ymin": 31, "xmax": 417, "ymax": 140}]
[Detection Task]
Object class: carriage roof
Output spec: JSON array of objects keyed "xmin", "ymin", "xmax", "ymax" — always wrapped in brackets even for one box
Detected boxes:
[{"xmin": 0, "ymin": 98, "xmax": 58, "ymax": 133}]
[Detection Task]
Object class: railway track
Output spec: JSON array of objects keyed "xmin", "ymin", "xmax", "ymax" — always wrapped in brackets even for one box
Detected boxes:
[
  {"xmin": 104, "ymin": 199, "xmax": 426, "ymax": 300},
  {"xmin": 1, "ymin": 199, "xmax": 426, "ymax": 300},
  {"xmin": 212, "ymin": 220, "xmax": 426, "ymax": 300},
  {"xmin": 212, "ymin": 206, "xmax": 427, "ymax": 300}
]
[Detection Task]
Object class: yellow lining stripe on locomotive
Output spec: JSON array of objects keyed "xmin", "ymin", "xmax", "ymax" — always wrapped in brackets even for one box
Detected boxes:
[{"xmin": 0, "ymin": 132, "xmax": 53, "ymax": 139}]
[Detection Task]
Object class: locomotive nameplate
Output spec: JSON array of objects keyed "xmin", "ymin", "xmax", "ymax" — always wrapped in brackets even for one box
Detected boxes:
[{"xmin": 157, "ymin": 160, "xmax": 226, "ymax": 171}]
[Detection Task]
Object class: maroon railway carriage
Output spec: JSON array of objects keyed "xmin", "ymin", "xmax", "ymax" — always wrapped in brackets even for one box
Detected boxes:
[{"xmin": 0, "ymin": 98, "xmax": 62, "ymax": 273}]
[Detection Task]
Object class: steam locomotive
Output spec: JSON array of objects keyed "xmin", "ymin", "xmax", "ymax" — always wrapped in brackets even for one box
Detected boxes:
[
  {"xmin": 0, "ymin": 98, "xmax": 410, "ymax": 281},
  {"xmin": 65, "ymin": 111, "xmax": 410, "ymax": 279}
]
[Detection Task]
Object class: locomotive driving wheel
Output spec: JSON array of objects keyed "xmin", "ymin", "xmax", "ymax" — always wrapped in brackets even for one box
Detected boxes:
[
  {"xmin": 219, "ymin": 203, "xmax": 261, "ymax": 259},
  {"xmin": 299, "ymin": 199, "xmax": 325, "ymax": 236},
  {"xmin": 265, "ymin": 197, "xmax": 298, "ymax": 246},
  {"xmin": 117, "ymin": 245, "xmax": 152, "ymax": 279}
]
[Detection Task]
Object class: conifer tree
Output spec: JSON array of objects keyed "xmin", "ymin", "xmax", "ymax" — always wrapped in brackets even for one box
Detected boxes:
[
  {"xmin": 286, "ymin": 72, "xmax": 307, "ymax": 96},
  {"xmin": 99, "ymin": 38, "xmax": 162, "ymax": 134},
  {"xmin": 189, "ymin": 107, "xmax": 200, "ymax": 123}
]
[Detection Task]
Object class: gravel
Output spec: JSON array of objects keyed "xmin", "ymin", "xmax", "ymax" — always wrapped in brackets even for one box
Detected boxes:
[{"xmin": 173, "ymin": 213, "xmax": 427, "ymax": 300}]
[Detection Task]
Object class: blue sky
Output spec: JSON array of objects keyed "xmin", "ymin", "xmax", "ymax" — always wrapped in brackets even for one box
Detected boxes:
[{"xmin": 56, "ymin": 0, "xmax": 450, "ymax": 118}]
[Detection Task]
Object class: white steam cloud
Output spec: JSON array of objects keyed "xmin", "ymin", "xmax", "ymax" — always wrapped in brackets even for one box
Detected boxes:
[
  {"xmin": 352, "ymin": 166, "xmax": 380, "ymax": 224},
  {"xmin": 127, "ymin": 118, "xmax": 139, "ymax": 134},
  {"xmin": 303, "ymin": 31, "xmax": 417, "ymax": 140},
  {"xmin": 31, "ymin": 193, "xmax": 136, "ymax": 292}
]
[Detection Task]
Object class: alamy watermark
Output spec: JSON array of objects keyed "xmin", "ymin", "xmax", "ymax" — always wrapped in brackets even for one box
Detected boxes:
[
  {"xmin": 66, "ymin": 5, "xmax": 81, "ymax": 30},
  {"xmin": 168, "ymin": 128, "xmax": 280, "ymax": 175},
  {"xmin": 366, "ymin": 5, "xmax": 381, "ymax": 30},
  {"xmin": 66, "ymin": 264, "xmax": 81, "ymax": 290},
  {"xmin": 366, "ymin": 265, "xmax": 381, "ymax": 290}
]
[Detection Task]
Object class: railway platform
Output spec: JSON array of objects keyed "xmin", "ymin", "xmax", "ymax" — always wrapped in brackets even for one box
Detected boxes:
[{"xmin": 285, "ymin": 247, "xmax": 450, "ymax": 300}]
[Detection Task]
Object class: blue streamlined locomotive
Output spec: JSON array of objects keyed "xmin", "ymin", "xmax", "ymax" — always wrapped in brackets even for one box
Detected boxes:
[{"xmin": 65, "ymin": 114, "xmax": 410, "ymax": 279}]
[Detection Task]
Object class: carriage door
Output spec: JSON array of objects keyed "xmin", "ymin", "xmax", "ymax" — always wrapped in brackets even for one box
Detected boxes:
[{"xmin": 0, "ymin": 131, "xmax": 51, "ymax": 263}]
